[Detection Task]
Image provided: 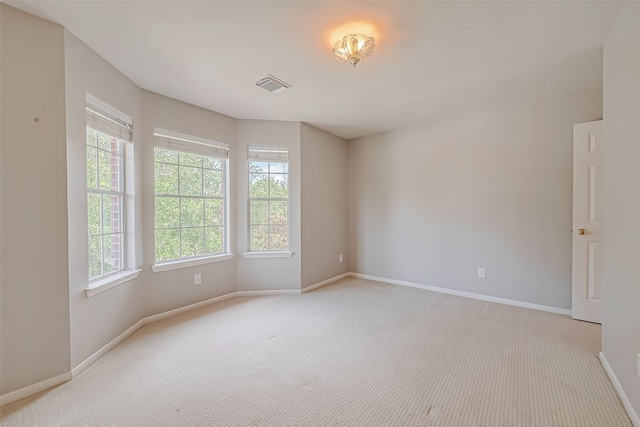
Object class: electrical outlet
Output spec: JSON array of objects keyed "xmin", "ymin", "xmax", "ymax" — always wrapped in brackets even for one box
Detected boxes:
[
  {"xmin": 637, "ymin": 353, "xmax": 640, "ymax": 380},
  {"xmin": 194, "ymin": 273, "xmax": 201, "ymax": 285},
  {"xmin": 339, "ymin": 254, "xmax": 344, "ymax": 263},
  {"xmin": 478, "ymin": 268, "xmax": 486, "ymax": 278}
]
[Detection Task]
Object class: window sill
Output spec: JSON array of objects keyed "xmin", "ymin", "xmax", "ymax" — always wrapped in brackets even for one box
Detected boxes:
[
  {"xmin": 243, "ymin": 251, "xmax": 294, "ymax": 259},
  {"xmin": 85, "ymin": 269, "xmax": 141, "ymax": 298},
  {"xmin": 151, "ymin": 254, "xmax": 235, "ymax": 273}
]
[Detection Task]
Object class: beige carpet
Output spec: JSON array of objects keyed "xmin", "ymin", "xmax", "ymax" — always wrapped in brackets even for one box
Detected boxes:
[{"xmin": 1, "ymin": 277, "xmax": 632, "ymax": 426}]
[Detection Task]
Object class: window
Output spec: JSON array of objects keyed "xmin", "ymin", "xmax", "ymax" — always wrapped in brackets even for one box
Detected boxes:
[
  {"xmin": 154, "ymin": 128, "xmax": 229, "ymax": 263},
  {"xmin": 248, "ymin": 146, "xmax": 289, "ymax": 251},
  {"xmin": 86, "ymin": 95, "xmax": 133, "ymax": 281}
]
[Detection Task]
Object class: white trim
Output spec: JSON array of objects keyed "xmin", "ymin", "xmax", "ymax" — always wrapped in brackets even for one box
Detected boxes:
[
  {"xmin": 237, "ymin": 289, "xmax": 300, "ymax": 296},
  {"xmin": 0, "ymin": 372, "xmax": 72, "ymax": 406},
  {"xmin": 243, "ymin": 251, "xmax": 293, "ymax": 259},
  {"xmin": 151, "ymin": 254, "xmax": 235, "ymax": 272},
  {"xmin": 145, "ymin": 292, "xmax": 238, "ymax": 323},
  {"xmin": 85, "ymin": 269, "xmax": 141, "ymax": 298},
  {"xmin": 302, "ymin": 273, "xmax": 349, "ymax": 293},
  {"xmin": 348, "ymin": 272, "xmax": 572, "ymax": 316},
  {"xmin": 599, "ymin": 352, "xmax": 640, "ymax": 427},
  {"xmin": 71, "ymin": 319, "xmax": 146, "ymax": 378}
]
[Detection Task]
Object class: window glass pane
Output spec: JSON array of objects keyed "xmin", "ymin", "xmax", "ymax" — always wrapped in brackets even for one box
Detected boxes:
[
  {"xmin": 111, "ymin": 157, "xmax": 121, "ymax": 193},
  {"xmin": 102, "ymin": 194, "xmax": 122, "ymax": 234},
  {"xmin": 249, "ymin": 161, "xmax": 268, "ymax": 173},
  {"xmin": 203, "ymin": 169, "xmax": 223, "ymax": 198},
  {"xmin": 154, "ymin": 147, "xmax": 178, "ymax": 164},
  {"xmin": 97, "ymin": 131, "xmax": 112, "ymax": 151},
  {"xmin": 249, "ymin": 173, "xmax": 268, "ymax": 198},
  {"xmin": 102, "ymin": 235, "xmax": 120, "ymax": 275},
  {"xmin": 179, "ymin": 152, "xmax": 202, "ymax": 167},
  {"xmin": 250, "ymin": 226, "xmax": 269, "ymax": 251},
  {"xmin": 250, "ymin": 200, "xmax": 268, "ymax": 225},
  {"xmin": 179, "ymin": 166, "xmax": 202, "ymax": 196},
  {"xmin": 87, "ymin": 193, "xmax": 101, "ymax": 235},
  {"xmin": 87, "ymin": 147, "xmax": 98, "ymax": 189},
  {"xmin": 155, "ymin": 229, "xmax": 180, "ymax": 262},
  {"xmin": 270, "ymin": 225, "xmax": 288, "ymax": 250},
  {"xmin": 205, "ymin": 226, "xmax": 223, "ymax": 254},
  {"xmin": 88, "ymin": 236, "xmax": 102, "ymax": 280},
  {"xmin": 110, "ymin": 234, "xmax": 123, "ymax": 272},
  {"xmin": 98, "ymin": 149, "xmax": 112, "ymax": 191},
  {"xmin": 270, "ymin": 162, "xmax": 288, "ymax": 173},
  {"xmin": 181, "ymin": 198, "xmax": 204, "ymax": 227},
  {"xmin": 204, "ymin": 199, "xmax": 223, "ymax": 226},
  {"xmin": 181, "ymin": 228, "xmax": 204, "ymax": 258},
  {"xmin": 155, "ymin": 197, "xmax": 180, "ymax": 229},
  {"xmin": 270, "ymin": 174, "xmax": 288, "ymax": 198},
  {"xmin": 155, "ymin": 163, "xmax": 179, "ymax": 195},
  {"xmin": 270, "ymin": 201, "xmax": 288, "ymax": 225},
  {"xmin": 87, "ymin": 100, "xmax": 130, "ymax": 281},
  {"xmin": 203, "ymin": 156, "xmax": 222, "ymax": 170},
  {"xmin": 87, "ymin": 127, "xmax": 97, "ymax": 147},
  {"xmin": 154, "ymin": 144, "xmax": 228, "ymax": 262},
  {"xmin": 248, "ymin": 158, "xmax": 289, "ymax": 251}
]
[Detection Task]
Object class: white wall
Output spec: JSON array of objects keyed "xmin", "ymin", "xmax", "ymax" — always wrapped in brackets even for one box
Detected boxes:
[
  {"xmin": 602, "ymin": 1, "xmax": 640, "ymax": 418},
  {"xmin": 348, "ymin": 88, "xmax": 602, "ymax": 309},
  {"xmin": 0, "ymin": 5, "xmax": 71, "ymax": 394},
  {"xmin": 300, "ymin": 123, "xmax": 348, "ymax": 288},
  {"xmin": 141, "ymin": 91, "xmax": 237, "ymax": 316},
  {"xmin": 236, "ymin": 120, "xmax": 301, "ymax": 291}
]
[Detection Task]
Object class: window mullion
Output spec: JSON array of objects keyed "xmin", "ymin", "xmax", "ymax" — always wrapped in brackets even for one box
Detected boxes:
[{"xmin": 178, "ymin": 158, "xmax": 183, "ymax": 259}]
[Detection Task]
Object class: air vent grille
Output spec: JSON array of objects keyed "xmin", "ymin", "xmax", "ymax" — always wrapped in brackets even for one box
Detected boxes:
[{"xmin": 256, "ymin": 74, "xmax": 291, "ymax": 94}]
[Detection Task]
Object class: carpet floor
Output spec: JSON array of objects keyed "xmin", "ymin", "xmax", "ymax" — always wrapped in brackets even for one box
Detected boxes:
[{"xmin": 0, "ymin": 277, "xmax": 632, "ymax": 426}]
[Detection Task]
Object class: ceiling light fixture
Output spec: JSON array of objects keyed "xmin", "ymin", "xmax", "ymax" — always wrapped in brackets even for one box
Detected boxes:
[{"xmin": 332, "ymin": 33, "xmax": 376, "ymax": 67}]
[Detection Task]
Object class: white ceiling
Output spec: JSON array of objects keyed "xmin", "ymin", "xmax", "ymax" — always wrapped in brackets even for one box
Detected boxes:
[{"xmin": 7, "ymin": 1, "xmax": 623, "ymax": 139}]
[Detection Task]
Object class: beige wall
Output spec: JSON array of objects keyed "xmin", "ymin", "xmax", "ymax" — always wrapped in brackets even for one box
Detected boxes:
[
  {"xmin": 0, "ymin": 5, "xmax": 71, "ymax": 394},
  {"xmin": 348, "ymin": 88, "xmax": 602, "ymax": 309},
  {"xmin": 63, "ymin": 30, "xmax": 146, "ymax": 368},
  {"xmin": 300, "ymin": 123, "xmax": 348, "ymax": 288},
  {"xmin": 602, "ymin": 1, "xmax": 640, "ymax": 418},
  {"xmin": 141, "ymin": 91, "xmax": 238, "ymax": 316},
  {"xmin": 5, "ymin": 5, "xmax": 638, "ymax": 419},
  {"xmin": 236, "ymin": 120, "xmax": 301, "ymax": 291}
]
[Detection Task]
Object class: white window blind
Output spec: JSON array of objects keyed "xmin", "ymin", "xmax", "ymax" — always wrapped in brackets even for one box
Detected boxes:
[
  {"xmin": 247, "ymin": 146, "xmax": 289, "ymax": 162},
  {"xmin": 86, "ymin": 94, "xmax": 133, "ymax": 142},
  {"xmin": 154, "ymin": 128, "xmax": 228, "ymax": 158}
]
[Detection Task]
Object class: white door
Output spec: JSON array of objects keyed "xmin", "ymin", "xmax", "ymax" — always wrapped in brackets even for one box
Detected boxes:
[{"xmin": 572, "ymin": 120, "xmax": 603, "ymax": 323}]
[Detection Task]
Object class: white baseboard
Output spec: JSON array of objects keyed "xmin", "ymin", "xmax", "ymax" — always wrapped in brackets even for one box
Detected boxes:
[
  {"xmin": 348, "ymin": 272, "xmax": 572, "ymax": 316},
  {"xmin": 599, "ymin": 352, "xmax": 640, "ymax": 427},
  {"xmin": 71, "ymin": 319, "xmax": 146, "ymax": 379},
  {"xmin": 0, "ymin": 372, "xmax": 72, "ymax": 407},
  {"xmin": 237, "ymin": 289, "xmax": 300, "ymax": 296},
  {"xmin": 144, "ymin": 292, "xmax": 237, "ymax": 324},
  {"xmin": 302, "ymin": 273, "xmax": 349, "ymax": 293}
]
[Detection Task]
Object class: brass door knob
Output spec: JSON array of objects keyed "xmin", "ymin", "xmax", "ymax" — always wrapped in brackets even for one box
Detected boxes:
[{"xmin": 578, "ymin": 228, "xmax": 587, "ymax": 235}]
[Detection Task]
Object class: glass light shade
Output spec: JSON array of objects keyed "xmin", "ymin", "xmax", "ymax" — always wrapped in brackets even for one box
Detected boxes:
[{"xmin": 332, "ymin": 34, "xmax": 376, "ymax": 67}]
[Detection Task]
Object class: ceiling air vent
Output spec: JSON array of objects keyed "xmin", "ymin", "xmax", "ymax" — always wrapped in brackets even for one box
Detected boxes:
[{"xmin": 255, "ymin": 74, "xmax": 291, "ymax": 94}]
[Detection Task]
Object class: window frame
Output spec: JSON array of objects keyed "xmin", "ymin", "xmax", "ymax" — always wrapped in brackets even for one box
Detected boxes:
[
  {"xmin": 152, "ymin": 128, "xmax": 230, "ymax": 269},
  {"xmin": 86, "ymin": 94, "xmax": 134, "ymax": 285},
  {"xmin": 246, "ymin": 146, "xmax": 291, "ymax": 254}
]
